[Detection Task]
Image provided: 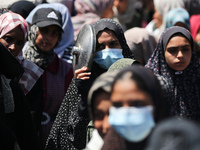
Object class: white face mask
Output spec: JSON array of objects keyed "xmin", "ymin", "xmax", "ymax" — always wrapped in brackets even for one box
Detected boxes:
[{"xmin": 109, "ymin": 106, "xmax": 155, "ymax": 142}]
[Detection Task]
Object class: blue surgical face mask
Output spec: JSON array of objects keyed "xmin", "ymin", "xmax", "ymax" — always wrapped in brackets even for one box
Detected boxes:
[
  {"xmin": 93, "ymin": 48, "xmax": 124, "ymax": 70},
  {"xmin": 109, "ymin": 106, "xmax": 155, "ymax": 142}
]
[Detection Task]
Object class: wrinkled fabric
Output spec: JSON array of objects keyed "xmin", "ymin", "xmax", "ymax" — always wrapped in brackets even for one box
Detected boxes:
[
  {"xmin": 72, "ymin": 0, "xmax": 114, "ymax": 41},
  {"xmin": 0, "ymin": 12, "xmax": 28, "ymax": 39},
  {"xmin": 23, "ymin": 25, "xmax": 55, "ymax": 69},
  {"xmin": 145, "ymin": 26, "xmax": 200, "ymax": 121},
  {"xmin": 45, "ymin": 19, "xmax": 134, "ymax": 150},
  {"xmin": 25, "ymin": 3, "xmax": 74, "ymax": 64},
  {"xmin": 125, "ymin": 27, "xmax": 157, "ymax": 65}
]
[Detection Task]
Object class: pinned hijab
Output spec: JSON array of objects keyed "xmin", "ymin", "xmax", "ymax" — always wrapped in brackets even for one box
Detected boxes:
[
  {"xmin": 0, "ymin": 12, "xmax": 28, "ymax": 40},
  {"xmin": 92, "ymin": 18, "xmax": 134, "ymax": 59},
  {"xmin": 145, "ymin": 26, "xmax": 200, "ymax": 121}
]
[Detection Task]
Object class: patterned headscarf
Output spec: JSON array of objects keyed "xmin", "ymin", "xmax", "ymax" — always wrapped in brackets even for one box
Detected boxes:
[
  {"xmin": 166, "ymin": 7, "xmax": 190, "ymax": 30},
  {"xmin": 23, "ymin": 25, "xmax": 55, "ymax": 69},
  {"xmin": 0, "ymin": 12, "xmax": 28, "ymax": 40},
  {"xmin": 92, "ymin": 18, "xmax": 134, "ymax": 59},
  {"xmin": 190, "ymin": 14, "xmax": 200, "ymax": 40},
  {"xmin": 145, "ymin": 26, "xmax": 200, "ymax": 121}
]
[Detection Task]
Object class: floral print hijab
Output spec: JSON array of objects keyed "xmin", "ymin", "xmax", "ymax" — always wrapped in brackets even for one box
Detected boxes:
[{"xmin": 145, "ymin": 26, "xmax": 200, "ymax": 121}]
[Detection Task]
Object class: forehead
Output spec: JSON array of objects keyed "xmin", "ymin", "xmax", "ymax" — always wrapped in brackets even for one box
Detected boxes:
[
  {"xmin": 5, "ymin": 26, "xmax": 24, "ymax": 38},
  {"xmin": 97, "ymin": 29, "xmax": 117, "ymax": 39},
  {"xmin": 167, "ymin": 35, "xmax": 191, "ymax": 47}
]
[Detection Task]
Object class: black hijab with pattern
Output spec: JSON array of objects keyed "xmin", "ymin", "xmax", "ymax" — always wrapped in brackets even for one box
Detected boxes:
[
  {"xmin": 45, "ymin": 19, "xmax": 134, "ymax": 150},
  {"xmin": 145, "ymin": 26, "xmax": 200, "ymax": 121}
]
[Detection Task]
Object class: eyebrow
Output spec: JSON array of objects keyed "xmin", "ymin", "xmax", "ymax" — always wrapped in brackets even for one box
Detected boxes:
[{"xmin": 167, "ymin": 44, "xmax": 191, "ymax": 49}]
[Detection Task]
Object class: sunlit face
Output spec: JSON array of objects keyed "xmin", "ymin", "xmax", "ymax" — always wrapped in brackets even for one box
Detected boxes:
[
  {"xmin": 165, "ymin": 35, "xmax": 192, "ymax": 71},
  {"xmin": 111, "ymin": 77, "xmax": 152, "ymax": 108},
  {"xmin": 1, "ymin": 26, "xmax": 24, "ymax": 57},
  {"xmin": 96, "ymin": 29, "xmax": 122, "ymax": 52},
  {"xmin": 35, "ymin": 25, "xmax": 61, "ymax": 52},
  {"xmin": 93, "ymin": 92, "xmax": 111, "ymax": 138},
  {"xmin": 113, "ymin": 0, "xmax": 128, "ymax": 14},
  {"xmin": 153, "ymin": 8, "xmax": 162, "ymax": 28}
]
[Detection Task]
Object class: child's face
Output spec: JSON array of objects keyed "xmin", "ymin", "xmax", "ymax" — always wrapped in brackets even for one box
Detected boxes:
[
  {"xmin": 1, "ymin": 26, "xmax": 24, "ymax": 57},
  {"xmin": 165, "ymin": 35, "xmax": 192, "ymax": 71},
  {"xmin": 35, "ymin": 25, "xmax": 61, "ymax": 52},
  {"xmin": 93, "ymin": 92, "xmax": 111, "ymax": 138}
]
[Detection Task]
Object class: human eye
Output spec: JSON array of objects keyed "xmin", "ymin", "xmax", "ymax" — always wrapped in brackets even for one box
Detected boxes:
[
  {"xmin": 3, "ymin": 36, "xmax": 13, "ymax": 44},
  {"xmin": 112, "ymin": 102, "xmax": 122, "ymax": 108},
  {"xmin": 39, "ymin": 27, "xmax": 48, "ymax": 34},
  {"xmin": 96, "ymin": 44, "xmax": 105, "ymax": 51},
  {"xmin": 110, "ymin": 41, "xmax": 120, "ymax": 47},
  {"xmin": 167, "ymin": 47, "xmax": 177, "ymax": 53}
]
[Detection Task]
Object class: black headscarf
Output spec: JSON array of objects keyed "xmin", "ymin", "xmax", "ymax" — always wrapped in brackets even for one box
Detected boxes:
[
  {"xmin": 92, "ymin": 18, "xmax": 134, "ymax": 59},
  {"xmin": 46, "ymin": 19, "xmax": 135, "ymax": 150},
  {"xmin": 145, "ymin": 26, "xmax": 200, "ymax": 121}
]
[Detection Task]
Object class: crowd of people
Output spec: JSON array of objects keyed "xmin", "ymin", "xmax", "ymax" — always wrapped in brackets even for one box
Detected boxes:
[{"xmin": 0, "ymin": 0, "xmax": 200, "ymax": 150}]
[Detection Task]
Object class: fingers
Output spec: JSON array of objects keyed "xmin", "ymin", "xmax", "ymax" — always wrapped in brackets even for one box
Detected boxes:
[{"xmin": 75, "ymin": 66, "xmax": 91, "ymax": 80}]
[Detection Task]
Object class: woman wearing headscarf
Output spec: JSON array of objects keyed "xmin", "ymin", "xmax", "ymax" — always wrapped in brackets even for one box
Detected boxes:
[
  {"xmin": 0, "ymin": 11, "xmax": 41, "ymax": 150},
  {"xmin": 146, "ymin": 0, "xmax": 185, "ymax": 40},
  {"xmin": 72, "ymin": 0, "xmax": 114, "ymax": 41},
  {"xmin": 45, "ymin": 18, "xmax": 134, "ymax": 150},
  {"xmin": 25, "ymin": 3, "xmax": 74, "ymax": 64},
  {"xmin": 145, "ymin": 26, "xmax": 200, "ymax": 121},
  {"xmin": 102, "ymin": 65, "xmax": 169, "ymax": 150}
]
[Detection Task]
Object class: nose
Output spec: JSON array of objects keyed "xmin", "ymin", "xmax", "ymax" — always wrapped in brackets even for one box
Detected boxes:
[
  {"xmin": 177, "ymin": 50, "xmax": 184, "ymax": 58},
  {"xmin": 102, "ymin": 115, "xmax": 110, "ymax": 135},
  {"xmin": 8, "ymin": 43, "xmax": 15, "ymax": 51}
]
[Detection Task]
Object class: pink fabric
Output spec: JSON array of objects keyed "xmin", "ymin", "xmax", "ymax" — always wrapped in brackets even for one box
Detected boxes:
[
  {"xmin": 0, "ymin": 12, "xmax": 28, "ymax": 39},
  {"xmin": 190, "ymin": 14, "xmax": 200, "ymax": 40},
  {"xmin": 75, "ymin": 0, "xmax": 114, "ymax": 16}
]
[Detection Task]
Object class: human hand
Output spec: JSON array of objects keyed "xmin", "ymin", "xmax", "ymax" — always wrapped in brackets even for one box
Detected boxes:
[{"xmin": 74, "ymin": 66, "xmax": 91, "ymax": 80}]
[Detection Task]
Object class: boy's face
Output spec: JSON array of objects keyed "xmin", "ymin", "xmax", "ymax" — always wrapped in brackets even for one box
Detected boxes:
[{"xmin": 35, "ymin": 25, "xmax": 61, "ymax": 52}]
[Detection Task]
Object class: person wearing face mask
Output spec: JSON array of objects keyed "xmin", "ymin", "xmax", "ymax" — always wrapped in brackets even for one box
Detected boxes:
[
  {"xmin": 101, "ymin": 65, "xmax": 169, "ymax": 150},
  {"xmin": 45, "ymin": 18, "xmax": 134, "ymax": 150}
]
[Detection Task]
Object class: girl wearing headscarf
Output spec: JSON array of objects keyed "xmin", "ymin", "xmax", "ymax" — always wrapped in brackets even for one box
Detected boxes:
[
  {"xmin": 23, "ymin": 7, "xmax": 74, "ymax": 149},
  {"xmin": 72, "ymin": 0, "xmax": 114, "ymax": 41},
  {"xmin": 25, "ymin": 3, "xmax": 74, "ymax": 64},
  {"xmin": 102, "ymin": 65, "xmax": 169, "ymax": 150},
  {"xmin": 45, "ymin": 18, "xmax": 134, "ymax": 150},
  {"xmin": 190, "ymin": 14, "xmax": 200, "ymax": 42},
  {"xmin": 146, "ymin": 0, "xmax": 185, "ymax": 40},
  {"xmin": 145, "ymin": 26, "xmax": 200, "ymax": 121}
]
